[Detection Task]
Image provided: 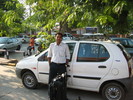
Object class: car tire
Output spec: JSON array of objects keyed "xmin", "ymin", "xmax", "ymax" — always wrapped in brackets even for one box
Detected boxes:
[
  {"xmin": 1, "ymin": 48, "xmax": 7, "ymax": 56},
  {"xmin": 102, "ymin": 82, "xmax": 125, "ymax": 100},
  {"xmin": 16, "ymin": 45, "xmax": 21, "ymax": 50},
  {"xmin": 22, "ymin": 72, "xmax": 38, "ymax": 89}
]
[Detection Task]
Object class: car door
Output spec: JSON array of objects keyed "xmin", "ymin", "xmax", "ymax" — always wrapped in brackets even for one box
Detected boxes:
[
  {"xmin": 12, "ymin": 38, "xmax": 19, "ymax": 50},
  {"xmin": 6, "ymin": 38, "xmax": 15, "ymax": 50},
  {"xmin": 37, "ymin": 51, "xmax": 49, "ymax": 84},
  {"xmin": 71, "ymin": 42, "xmax": 113, "ymax": 89},
  {"xmin": 66, "ymin": 43, "xmax": 76, "ymax": 86}
]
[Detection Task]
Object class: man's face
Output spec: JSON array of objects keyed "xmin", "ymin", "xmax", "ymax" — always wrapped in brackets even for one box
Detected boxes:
[{"xmin": 55, "ymin": 34, "xmax": 62, "ymax": 44}]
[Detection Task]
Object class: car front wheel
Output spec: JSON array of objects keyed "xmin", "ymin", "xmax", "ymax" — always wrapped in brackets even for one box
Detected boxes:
[
  {"xmin": 22, "ymin": 72, "xmax": 38, "ymax": 89},
  {"xmin": 16, "ymin": 45, "xmax": 21, "ymax": 50},
  {"xmin": 102, "ymin": 83, "xmax": 126, "ymax": 100}
]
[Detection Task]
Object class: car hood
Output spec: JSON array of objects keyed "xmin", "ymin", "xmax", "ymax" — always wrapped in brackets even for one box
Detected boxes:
[{"xmin": 20, "ymin": 55, "xmax": 36, "ymax": 61}]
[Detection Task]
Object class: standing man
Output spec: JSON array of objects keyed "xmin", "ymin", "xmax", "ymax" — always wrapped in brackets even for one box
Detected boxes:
[{"xmin": 47, "ymin": 32, "xmax": 70, "ymax": 100}]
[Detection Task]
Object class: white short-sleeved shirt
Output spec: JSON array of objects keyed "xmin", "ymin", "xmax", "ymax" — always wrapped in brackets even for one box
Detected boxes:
[{"xmin": 47, "ymin": 42, "xmax": 70, "ymax": 63}]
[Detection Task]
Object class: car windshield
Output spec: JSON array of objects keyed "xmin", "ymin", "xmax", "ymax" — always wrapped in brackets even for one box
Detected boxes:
[
  {"xmin": 0, "ymin": 38, "xmax": 8, "ymax": 44},
  {"xmin": 128, "ymin": 39, "xmax": 133, "ymax": 47},
  {"xmin": 112, "ymin": 38, "xmax": 133, "ymax": 47},
  {"xmin": 16, "ymin": 36, "xmax": 23, "ymax": 38}
]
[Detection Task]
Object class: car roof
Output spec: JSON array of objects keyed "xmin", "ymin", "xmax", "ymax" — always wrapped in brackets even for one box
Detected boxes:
[
  {"xmin": 111, "ymin": 37, "xmax": 129, "ymax": 40},
  {"xmin": 0, "ymin": 37, "xmax": 10, "ymax": 39},
  {"xmin": 63, "ymin": 40, "xmax": 114, "ymax": 45}
]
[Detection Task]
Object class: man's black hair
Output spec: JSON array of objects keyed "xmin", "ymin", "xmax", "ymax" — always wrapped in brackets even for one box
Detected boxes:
[{"xmin": 55, "ymin": 32, "xmax": 63, "ymax": 37}]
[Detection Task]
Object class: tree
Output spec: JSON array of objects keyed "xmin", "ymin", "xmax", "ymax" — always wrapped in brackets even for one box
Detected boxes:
[
  {"xmin": 0, "ymin": 0, "xmax": 25, "ymax": 36},
  {"xmin": 25, "ymin": 0, "xmax": 133, "ymax": 34}
]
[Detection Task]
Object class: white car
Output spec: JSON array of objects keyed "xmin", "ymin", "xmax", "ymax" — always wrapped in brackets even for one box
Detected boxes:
[
  {"xmin": 0, "ymin": 37, "xmax": 22, "ymax": 50},
  {"xmin": 35, "ymin": 35, "xmax": 45, "ymax": 45},
  {"xmin": 16, "ymin": 35, "xmax": 30, "ymax": 43},
  {"xmin": 16, "ymin": 40, "xmax": 133, "ymax": 100}
]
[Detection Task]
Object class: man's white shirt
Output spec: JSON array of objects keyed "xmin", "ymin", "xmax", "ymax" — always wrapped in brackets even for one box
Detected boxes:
[{"xmin": 47, "ymin": 42, "xmax": 70, "ymax": 63}]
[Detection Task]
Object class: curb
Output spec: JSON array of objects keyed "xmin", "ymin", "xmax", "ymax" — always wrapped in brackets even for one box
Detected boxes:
[{"xmin": 0, "ymin": 58, "xmax": 18, "ymax": 66}]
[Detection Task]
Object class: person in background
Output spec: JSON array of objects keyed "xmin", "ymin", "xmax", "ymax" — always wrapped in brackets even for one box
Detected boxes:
[
  {"xmin": 47, "ymin": 32, "xmax": 70, "ymax": 100},
  {"xmin": 27, "ymin": 37, "xmax": 35, "ymax": 55}
]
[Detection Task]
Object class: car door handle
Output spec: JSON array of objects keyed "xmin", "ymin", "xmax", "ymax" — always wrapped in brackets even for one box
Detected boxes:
[{"xmin": 98, "ymin": 66, "xmax": 106, "ymax": 68}]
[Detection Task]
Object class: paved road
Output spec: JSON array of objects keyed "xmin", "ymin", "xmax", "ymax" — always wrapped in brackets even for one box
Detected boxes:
[
  {"xmin": 5, "ymin": 43, "xmax": 38, "ymax": 61},
  {"xmin": 0, "ymin": 65, "xmax": 133, "ymax": 100},
  {"xmin": 0, "ymin": 43, "xmax": 133, "ymax": 100},
  {"xmin": 0, "ymin": 65, "xmax": 103, "ymax": 100}
]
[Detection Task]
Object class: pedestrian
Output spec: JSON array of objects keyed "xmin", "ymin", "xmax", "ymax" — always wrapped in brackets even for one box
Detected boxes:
[
  {"xmin": 27, "ymin": 37, "xmax": 35, "ymax": 55},
  {"xmin": 47, "ymin": 32, "xmax": 70, "ymax": 100}
]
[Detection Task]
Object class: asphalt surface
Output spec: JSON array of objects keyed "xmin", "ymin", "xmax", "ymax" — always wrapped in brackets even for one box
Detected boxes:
[{"xmin": 0, "ymin": 65, "xmax": 103, "ymax": 100}]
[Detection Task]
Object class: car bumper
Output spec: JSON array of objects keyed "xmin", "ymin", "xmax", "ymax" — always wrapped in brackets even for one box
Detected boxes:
[
  {"xmin": 116, "ymin": 77, "xmax": 133, "ymax": 92},
  {"xmin": 16, "ymin": 68, "xmax": 22, "ymax": 79}
]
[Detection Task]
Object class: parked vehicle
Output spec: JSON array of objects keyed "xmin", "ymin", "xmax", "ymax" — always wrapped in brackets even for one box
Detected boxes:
[
  {"xmin": 111, "ymin": 38, "xmax": 133, "ymax": 56},
  {"xmin": 82, "ymin": 33, "xmax": 106, "ymax": 41},
  {"xmin": 16, "ymin": 40, "xmax": 133, "ymax": 100},
  {"xmin": 63, "ymin": 33, "xmax": 74, "ymax": 41},
  {"xmin": 15, "ymin": 35, "xmax": 30, "ymax": 43},
  {"xmin": 0, "ymin": 37, "xmax": 22, "ymax": 51},
  {"xmin": 35, "ymin": 35, "xmax": 45, "ymax": 45}
]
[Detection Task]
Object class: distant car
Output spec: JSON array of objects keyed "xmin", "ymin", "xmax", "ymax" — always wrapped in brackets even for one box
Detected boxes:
[
  {"xmin": 35, "ymin": 35, "xmax": 45, "ymax": 45},
  {"xmin": 0, "ymin": 37, "xmax": 22, "ymax": 51},
  {"xmin": 82, "ymin": 33, "xmax": 106, "ymax": 41},
  {"xmin": 63, "ymin": 33, "xmax": 74, "ymax": 41},
  {"xmin": 15, "ymin": 35, "xmax": 30, "ymax": 43},
  {"xmin": 127, "ymin": 35, "xmax": 133, "ymax": 42},
  {"xmin": 111, "ymin": 38, "xmax": 133, "ymax": 56}
]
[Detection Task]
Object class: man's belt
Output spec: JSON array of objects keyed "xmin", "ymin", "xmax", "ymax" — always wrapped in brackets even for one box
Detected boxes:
[{"xmin": 52, "ymin": 62, "xmax": 65, "ymax": 65}]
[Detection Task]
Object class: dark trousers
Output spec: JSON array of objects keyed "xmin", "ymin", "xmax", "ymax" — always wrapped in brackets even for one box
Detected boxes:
[
  {"xmin": 27, "ymin": 46, "xmax": 35, "ymax": 56},
  {"xmin": 48, "ymin": 62, "xmax": 67, "ymax": 100},
  {"xmin": 49, "ymin": 62, "xmax": 66, "ymax": 83}
]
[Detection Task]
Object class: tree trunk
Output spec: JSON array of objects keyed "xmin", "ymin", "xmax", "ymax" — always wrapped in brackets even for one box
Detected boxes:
[{"xmin": 59, "ymin": 21, "xmax": 72, "ymax": 34}]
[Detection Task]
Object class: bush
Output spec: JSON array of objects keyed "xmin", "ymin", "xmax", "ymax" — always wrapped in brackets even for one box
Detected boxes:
[{"xmin": 37, "ymin": 32, "xmax": 55, "ymax": 52}]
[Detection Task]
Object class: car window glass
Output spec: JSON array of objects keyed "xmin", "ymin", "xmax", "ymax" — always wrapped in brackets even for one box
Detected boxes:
[
  {"xmin": 12, "ymin": 38, "xmax": 18, "ymax": 42},
  {"xmin": 38, "ymin": 52, "xmax": 48, "ymax": 61},
  {"xmin": 66, "ymin": 43, "xmax": 76, "ymax": 61},
  {"xmin": 8, "ymin": 38, "xmax": 13, "ymax": 43},
  {"xmin": 17, "ymin": 36, "xmax": 23, "ymax": 38},
  {"xmin": 0, "ymin": 38, "xmax": 7, "ymax": 44},
  {"xmin": 128, "ymin": 39, "xmax": 133, "ymax": 47},
  {"xmin": 99, "ymin": 45, "xmax": 110, "ymax": 61},
  {"xmin": 114, "ymin": 39, "xmax": 128, "ymax": 47},
  {"xmin": 77, "ymin": 43, "xmax": 109, "ymax": 62}
]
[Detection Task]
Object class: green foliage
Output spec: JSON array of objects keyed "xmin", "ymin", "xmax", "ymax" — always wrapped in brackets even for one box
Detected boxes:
[
  {"xmin": 37, "ymin": 32, "xmax": 55, "ymax": 51},
  {"xmin": 25, "ymin": 0, "xmax": 133, "ymax": 34},
  {"xmin": 0, "ymin": 0, "xmax": 25, "ymax": 36}
]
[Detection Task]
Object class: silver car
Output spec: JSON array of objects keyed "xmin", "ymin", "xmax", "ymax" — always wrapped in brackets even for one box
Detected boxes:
[{"xmin": 0, "ymin": 37, "xmax": 22, "ymax": 51}]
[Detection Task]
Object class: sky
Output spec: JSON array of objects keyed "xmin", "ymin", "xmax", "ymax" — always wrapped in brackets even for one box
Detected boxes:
[{"xmin": 18, "ymin": 0, "xmax": 32, "ymax": 18}]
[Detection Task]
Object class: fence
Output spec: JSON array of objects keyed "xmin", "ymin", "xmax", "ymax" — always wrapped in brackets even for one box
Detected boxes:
[{"xmin": 0, "ymin": 49, "xmax": 26, "ymax": 59}]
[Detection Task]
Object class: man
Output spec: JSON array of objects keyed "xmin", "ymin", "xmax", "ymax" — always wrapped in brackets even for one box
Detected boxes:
[
  {"xmin": 47, "ymin": 32, "xmax": 70, "ymax": 83},
  {"xmin": 47, "ymin": 32, "xmax": 70, "ymax": 100}
]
